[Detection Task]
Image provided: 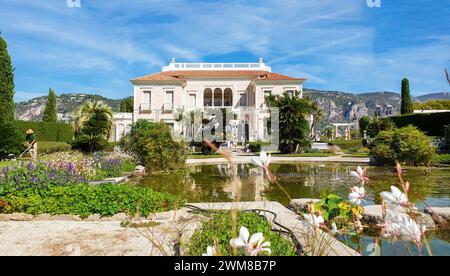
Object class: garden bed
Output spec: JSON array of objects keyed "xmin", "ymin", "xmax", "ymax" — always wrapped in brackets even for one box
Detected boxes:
[{"xmin": 187, "ymin": 211, "xmax": 297, "ymax": 256}]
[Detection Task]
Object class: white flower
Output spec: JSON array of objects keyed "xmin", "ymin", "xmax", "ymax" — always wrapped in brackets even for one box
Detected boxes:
[
  {"xmin": 252, "ymin": 151, "xmax": 274, "ymax": 180},
  {"xmin": 330, "ymin": 222, "xmax": 341, "ymax": 235},
  {"xmin": 251, "ymin": 151, "xmax": 270, "ymax": 168},
  {"xmin": 230, "ymin": 226, "xmax": 271, "ymax": 256},
  {"xmin": 350, "ymin": 166, "xmax": 369, "ymax": 184},
  {"xmin": 380, "ymin": 186, "xmax": 409, "ymax": 208},
  {"xmin": 399, "ymin": 216, "xmax": 427, "ymax": 244},
  {"xmin": 202, "ymin": 245, "xmax": 218, "ymax": 256},
  {"xmin": 380, "ymin": 210, "xmax": 426, "ymax": 245},
  {"xmin": 302, "ymin": 213, "xmax": 324, "ymax": 229},
  {"xmin": 348, "ymin": 186, "xmax": 365, "ymax": 205}
]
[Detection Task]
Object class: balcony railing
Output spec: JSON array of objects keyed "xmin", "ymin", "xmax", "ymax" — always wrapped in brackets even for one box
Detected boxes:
[
  {"xmin": 163, "ymin": 103, "xmax": 174, "ymax": 113},
  {"xmin": 140, "ymin": 103, "xmax": 159, "ymax": 113},
  {"xmin": 162, "ymin": 61, "xmax": 272, "ymax": 72}
]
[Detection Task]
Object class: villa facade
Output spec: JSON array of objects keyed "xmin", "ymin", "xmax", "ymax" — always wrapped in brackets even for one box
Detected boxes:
[{"xmin": 130, "ymin": 59, "xmax": 306, "ymax": 143}]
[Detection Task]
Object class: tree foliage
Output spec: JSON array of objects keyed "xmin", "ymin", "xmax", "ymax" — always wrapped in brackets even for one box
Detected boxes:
[
  {"xmin": 358, "ymin": 115, "xmax": 372, "ymax": 137},
  {"xmin": 367, "ymin": 117, "xmax": 394, "ymax": 138},
  {"xmin": 120, "ymin": 120, "xmax": 187, "ymax": 172},
  {"xmin": 71, "ymin": 101, "xmax": 113, "ymax": 152},
  {"xmin": 401, "ymin": 78, "xmax": 413, "ymax": 115},
  {"xmin": 0, "ymin": 33, "xmax": 15, "ymax": 123},
  {"xmin": 120, "ymin": 97, "xmax": 134, "ymax": 112},
  {"xmin": 42, "ymin": 89, "xmax": 57, "ymax": 122},
  {"xmin": 369, "ymin": 125, "xmax": 435, "ymax": 166},
  {"xmin": 413, "ymin": 100, "xmax": 450, "ymax": 111},
  {"xmin": 266, "ymin": 91, "xmax": 314, "ymax": 153},
  {"xmin": 0, "ymin": 121, "xmax": 23, "ymax": 159}
]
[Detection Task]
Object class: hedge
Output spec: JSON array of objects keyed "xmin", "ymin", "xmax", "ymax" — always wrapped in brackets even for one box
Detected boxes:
[
  {"xmin": 385, "ymin": 112, "xmax": 450, "ymax": 136},
  {"xmin": 38, "ymin": 141, "xmax": 72, "ymax": 155},
  {"xmin": 328, "ymin": 139, "xmax": 364, "ymax": 151},
  {"xmin": 14, "ymin": 121, "xmax": 73, "ymax": 142}
]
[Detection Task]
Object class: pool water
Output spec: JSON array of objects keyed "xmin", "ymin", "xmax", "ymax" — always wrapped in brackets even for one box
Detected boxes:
[{"xmin": 135, "ymin": 162, "xmax": 450, "ymax": 256}]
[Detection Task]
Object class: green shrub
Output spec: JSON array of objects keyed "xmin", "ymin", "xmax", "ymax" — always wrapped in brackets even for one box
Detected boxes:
[
  {"xmin": 38, "ymin": 141, "xmax": 71, "ymax": 155},
  {"xmin": 387, "ymin": 112, "xmax": 450, "ymax": 136},
  {"xmin": 369, "ymin": 126, "xmax": 435, "ymax": 166},
  {"xmin": 431, "ymin": 154, "xmax": 450, "ymax": 165},
  {"xmin": 368, "ymin": 118, "xmax": 394, "ymax": 137},
  {"xmin": 0, "ymin": 122, "xmax": 24, "ymax": 159},
  {"xmin": 247, "ymin": 141, "xmax": 271, "ymax": 153},
  {"xmin": 0, "ymin": 183, "xmax": 179, "ymax": 218},
  {"xmin": 120, "ymin": 120, "xmax": 187, "ymax": 172},
  {"xmin": 14, "ymin": 121, "xmax": 73, "ymax": 142},
  {"xmin": 187, "ymin": 212, "xmax": 296, "ymax": 256},
  {"xmin": 328, "ymin": 139, "xmax": 363, "ymax": 151}
]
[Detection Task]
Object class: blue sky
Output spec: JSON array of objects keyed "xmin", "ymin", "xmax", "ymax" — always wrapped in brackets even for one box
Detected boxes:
[{"xmin": 1, "ymin": 0, "xmax": 449, "ymax": 101}]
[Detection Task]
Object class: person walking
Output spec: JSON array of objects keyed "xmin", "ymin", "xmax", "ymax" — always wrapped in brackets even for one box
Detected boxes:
[{"xmin": 25, "ymin": 129, "xmax": 37, "ymax": 161}]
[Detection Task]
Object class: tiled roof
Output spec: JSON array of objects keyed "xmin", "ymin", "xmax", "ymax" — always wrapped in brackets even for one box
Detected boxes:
[{"xmin": 131, "ymin": 70, "xmax": 305, "ymax": 82}]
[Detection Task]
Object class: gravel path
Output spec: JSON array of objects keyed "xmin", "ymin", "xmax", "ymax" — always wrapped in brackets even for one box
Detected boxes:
[{"xmin": 0, "ymin": 210, "xmax": 205, "ymax": 256}]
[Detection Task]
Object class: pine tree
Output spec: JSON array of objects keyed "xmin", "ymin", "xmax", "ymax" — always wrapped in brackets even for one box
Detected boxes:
[
  {"xmin": 401, "ymin": 78, "xmax": 413, "ymax": 115},
  {"xmin": 42, "ymin": 88, "xmax": 58, "ymax": 122},
  {"xmin": 0, "ymin": 33, "xmax": 15, "ymax": 123}
]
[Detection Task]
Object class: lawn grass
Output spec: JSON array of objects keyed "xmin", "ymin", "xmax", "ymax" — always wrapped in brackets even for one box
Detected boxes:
[
  {"xmin": 189, "ymin": 154, "xmax": 224, "ymax": 159},
  {"xmin": 0, "ymin": 161, "xmax": 14, "ymax": 170},
  {"xmin": 342, "ymin": 152, "xmax": 370, "ymax": 158}
]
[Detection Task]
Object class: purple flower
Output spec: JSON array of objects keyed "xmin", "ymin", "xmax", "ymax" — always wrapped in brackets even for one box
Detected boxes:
[
  {"xmin": 2, "ymin": 166, "xmax": 9, "ymax": 176},
  {"xmin": 15, "ymin": 175, "xmax": 21, "ymax": 187}
]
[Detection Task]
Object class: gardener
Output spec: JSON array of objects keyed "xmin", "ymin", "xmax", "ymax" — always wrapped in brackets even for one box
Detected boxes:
[{"xmin": 25, "ymin": 129, "xmax": 37, "ymax": 160}]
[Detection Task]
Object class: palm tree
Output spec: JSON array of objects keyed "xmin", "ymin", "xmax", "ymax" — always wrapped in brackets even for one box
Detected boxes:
[
  {"xmin": 266, "ymin": 91, "xmax": 316, "ymax": 153},
  {"xmin": 308, "ymin": 100, "xmax": 324, "ymax": 139},
  {"xmin": 72, "ymin": 101, "xmax": 113, "ymax": 152},
  {"xmin": 72, "ymin": 101, "xmax": 113, "ymax": 136}
]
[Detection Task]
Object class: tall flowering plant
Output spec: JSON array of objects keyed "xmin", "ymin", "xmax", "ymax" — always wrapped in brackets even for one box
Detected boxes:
[{"xmin": 378, "ymin": 163, "xmax": 429, "ymax": 254}]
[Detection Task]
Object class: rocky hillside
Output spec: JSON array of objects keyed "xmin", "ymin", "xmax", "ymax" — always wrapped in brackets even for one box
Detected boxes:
[
  {"xmin": 15, "ymin": 93, "xmax": 125, "ymax": 121},
  {"xmin": 303, "ymin": 89, "xmax": 402, "ymax": 128},
  {"xmin": 416, "ymin": 92, "xmax": 450, "ymax": 102}
]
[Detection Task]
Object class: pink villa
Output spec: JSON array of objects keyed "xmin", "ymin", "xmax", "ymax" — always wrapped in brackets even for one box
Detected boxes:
[{"xmin": 120, "ymin": 59, "xmax": 307, "ymax": 144}]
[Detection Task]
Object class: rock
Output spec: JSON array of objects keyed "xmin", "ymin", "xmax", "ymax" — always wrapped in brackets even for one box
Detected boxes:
[
  {"xmin": 288, "ymin": 199, "xmax": 321, "ymax": 213},
  {"xmin": 362, "ymin": 205, "xmax": 435, "ymax": 229},
  {"xmin": 425, "ymin": 207, "xmax": 450, "ymax": 226},
  {"xmin": 0, "ymin": 213, "xmax": 34, "ymax": 221}
]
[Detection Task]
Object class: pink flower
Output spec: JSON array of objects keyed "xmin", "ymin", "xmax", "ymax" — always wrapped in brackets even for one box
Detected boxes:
[
  {"xmin": 348, "ymin": 186, "xmax": 365, "ymax": 205},
  {"xmin": 252, "ymin": 151, "xmax": 275, "ymax": 181},
  {"xmin": 380, "ymin": 186, "xmax": 409, "ymax": 208},
  {"xmin": 350, "ymin": 166, "xmax": 369, "ymax": 184}
]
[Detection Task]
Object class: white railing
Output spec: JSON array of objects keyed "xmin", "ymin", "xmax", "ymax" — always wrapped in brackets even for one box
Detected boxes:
[
  {"xmin": 140, "ymin": 103, "xmax": 160, "ymax": 113},
  {"xmin": 162, "ymin": 62, "xmax": 271, "ymax": 72}
]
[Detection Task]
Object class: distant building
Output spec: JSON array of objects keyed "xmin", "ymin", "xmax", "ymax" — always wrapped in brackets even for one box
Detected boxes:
[
  {"xmin": 413, "ymin": 110, "xmax": 450, "ymax": 114},
  {"xmin": 375, "ymin": 104, "xmax": 395, "ymax": 118},
  {"xmin": 109, "ymin": 113, "xmax": 133, "ymax": 142}
]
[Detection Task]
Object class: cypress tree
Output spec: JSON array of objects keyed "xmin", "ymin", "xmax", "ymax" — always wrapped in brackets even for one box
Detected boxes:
[
  {"xmin": 0, "ymin": 33, "xmax": 15, "ymax": 123},
  {"xmin": 120, "ymin": 100, "xmax": 127, "ymax": 112},
  {"xmin": 401, "ymin": 78, "xmax": 413, "ymax": 115},
  {"xmin": 43, "ymin": 88, "xmax": 58, "ymax": 122}
]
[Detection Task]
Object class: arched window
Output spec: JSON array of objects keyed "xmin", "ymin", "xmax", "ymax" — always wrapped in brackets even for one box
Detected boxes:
[
  {"xmin": 204, "ymin": 88, "xmax": 213, "ymax": 107},
  {"xmin": 214, "ymin": 88, "xmax": 223, "ymax": 107},
  {"xmin": 224, "ymin": 88, "xmax": 233, "ymax": 107}
]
